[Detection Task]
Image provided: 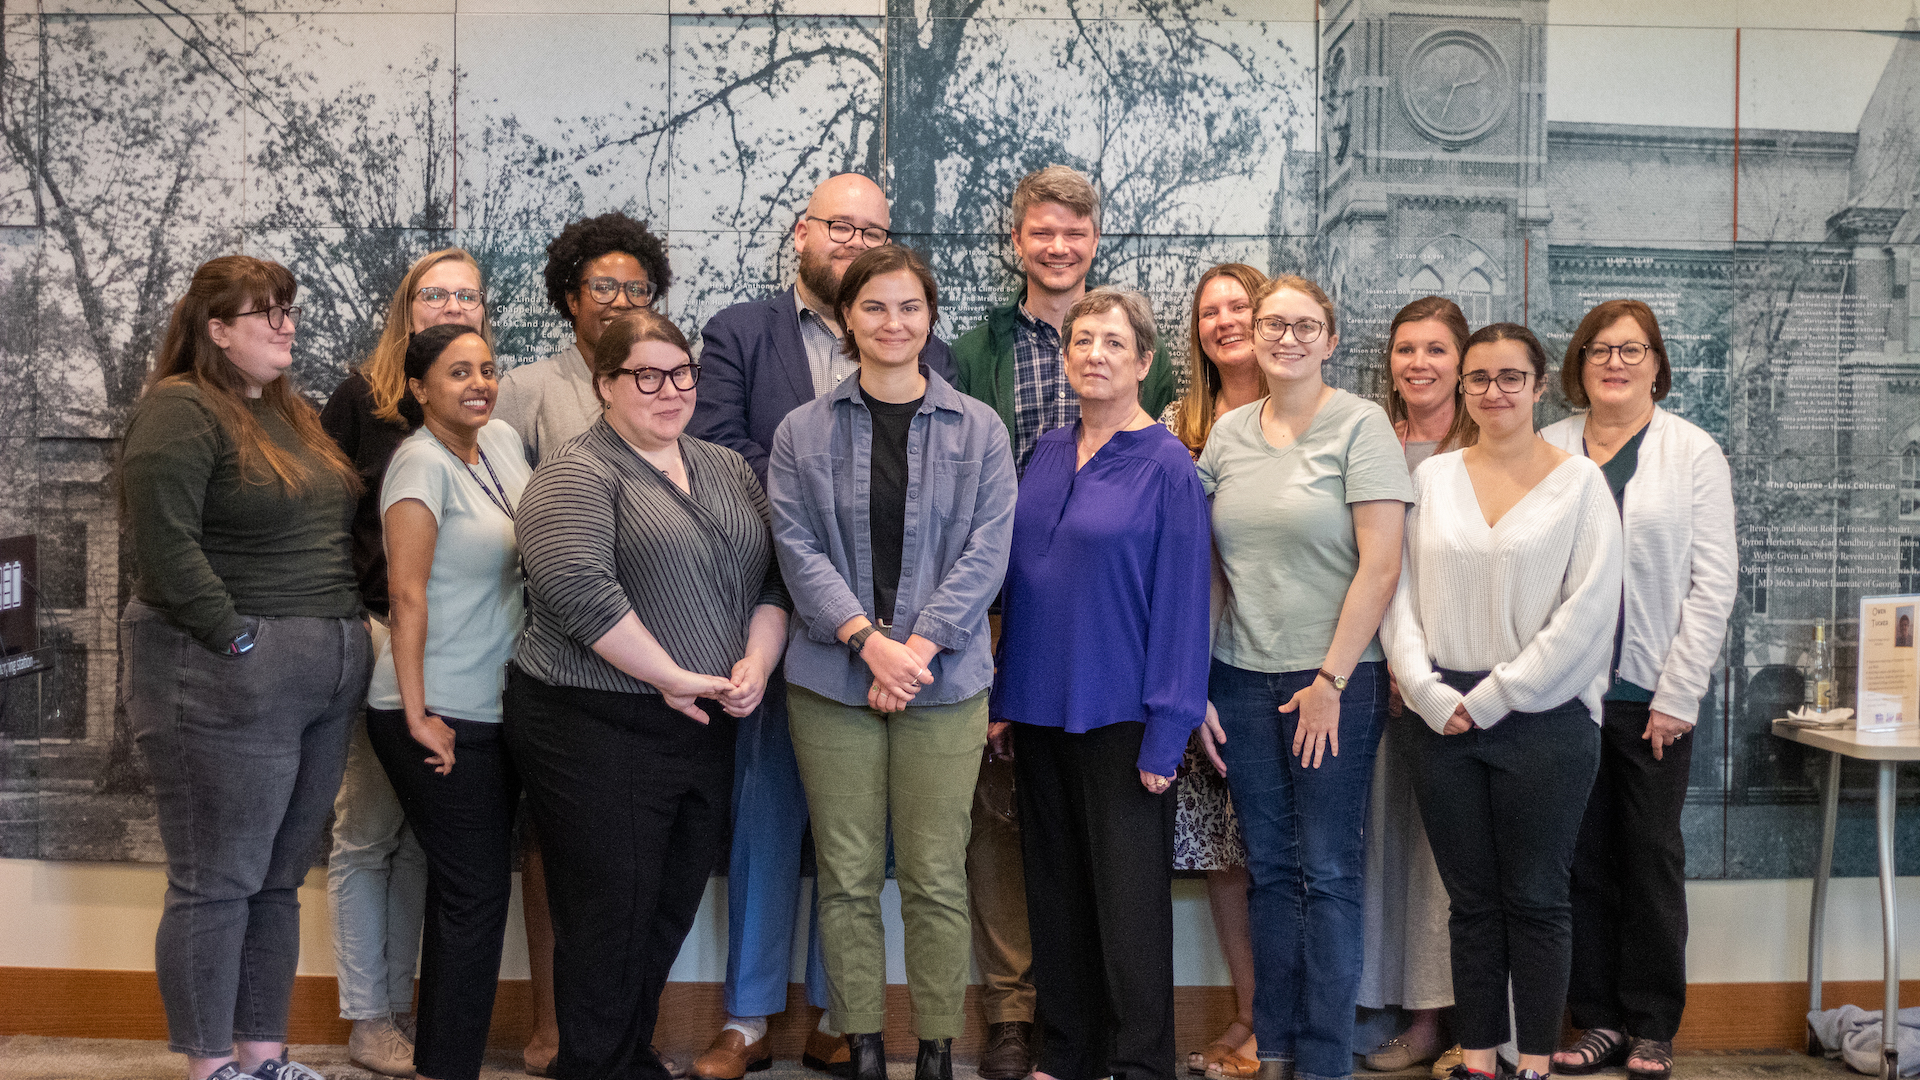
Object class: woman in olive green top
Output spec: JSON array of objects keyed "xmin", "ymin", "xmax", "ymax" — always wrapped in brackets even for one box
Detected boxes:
[{"xmin": 120, "ymin": 255, "xmax": 372, "ymax": 1080}]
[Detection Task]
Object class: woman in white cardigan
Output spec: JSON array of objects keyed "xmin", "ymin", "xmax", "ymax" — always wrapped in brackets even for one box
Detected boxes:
[
  {"xmin": 1542, "ymin": 300, "xmax": 1736, "ymax": 1080},
  {"xmin": 1381, "ymin": 322, "xmax": 1622, "ymax": 1080}
]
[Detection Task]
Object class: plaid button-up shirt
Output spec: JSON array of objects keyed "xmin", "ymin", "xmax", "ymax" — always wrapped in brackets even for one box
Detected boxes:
[{"xmin": 1010, "ymin": 304, "xmax": 1077, "ymax": 477}]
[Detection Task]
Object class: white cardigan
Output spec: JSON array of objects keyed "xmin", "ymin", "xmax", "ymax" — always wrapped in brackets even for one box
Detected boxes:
[
  {"xmin": 1540, "ymin": 408, "xmax": 1738, "ymax": 724},
  {"xmin": 1381, "ymin": 452, "xmax": 1624, "ymax": 732}
]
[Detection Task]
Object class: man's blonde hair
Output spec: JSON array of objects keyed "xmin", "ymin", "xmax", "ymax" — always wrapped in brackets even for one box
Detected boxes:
[{"xmin": 1010, "ymin": 165, "xmax": 1102, "ymax": 234}]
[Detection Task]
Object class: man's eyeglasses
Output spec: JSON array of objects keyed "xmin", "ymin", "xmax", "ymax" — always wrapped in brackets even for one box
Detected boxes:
[
  {"xmin": 418, "ymin": 286, "xmax": 485, "ymax": 311},
  {"xmin": 584, "ymin": 277, "xmax": 659, "ymax": 307},
  {"xmin": 807, "ymin": 216, "xmax": 891, "ymax": 247},
  {"xmin": 231, "ymin": 305, "xmax": 302, "ymax": 330},
  {"xmin": 1582, "ymin": 341, "xmax": 1651, "ymax": 366},
  {"xmin": 617, "ymin": 363, "xmax": 700, "ymax": 395},
  {"xmin": 1253, "ymin": 316, "xmax": 1325, "ymax": 344},
  {"xmin": 1461, "ymin": 369, "xmax": 1535, "ymax": 395}
]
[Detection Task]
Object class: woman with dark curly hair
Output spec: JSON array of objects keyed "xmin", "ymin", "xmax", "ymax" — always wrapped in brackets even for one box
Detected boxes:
[
  {"xmin": 488, "ymin": 209, "xmax": 672, "ymax": 1077},
  {"xmin": 496, "ymin": 210, "xmax": 673, "ymax": 466}
]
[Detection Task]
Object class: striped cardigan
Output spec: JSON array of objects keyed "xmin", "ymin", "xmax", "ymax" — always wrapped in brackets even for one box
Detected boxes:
[{"xmin": 513, "ymin": 418, "xmax": 789, "ymax": 694}]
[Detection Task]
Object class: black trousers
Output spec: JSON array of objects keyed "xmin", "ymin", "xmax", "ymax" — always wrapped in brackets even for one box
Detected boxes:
[
  {"xmin": 1014, "ymin": 721, "xmax": 1177, "ymax": 1080},
  {"xmin": 1566, "ymin": 699, "xmax": 1692, "ymax": 1040},
  {"xmin": 366, "ymin": 708, "xmax": 521, "ymax": 1080},
  {"xmin": 1409, "ymin": 671, "xmax": 1600, "ymax": 1056},
  {"xmin": 503, "ymin": 665, "xmax": 736, "ymax": 1080}
]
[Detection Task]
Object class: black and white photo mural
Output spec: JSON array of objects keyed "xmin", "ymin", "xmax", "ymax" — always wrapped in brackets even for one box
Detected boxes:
[{"xmin": 3, "ymin": 0, "xmax": 1920, "ymax": 875}]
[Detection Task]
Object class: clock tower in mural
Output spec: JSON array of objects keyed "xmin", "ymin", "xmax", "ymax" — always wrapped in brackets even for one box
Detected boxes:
[{"xmin": 1316, "ymin": 0, "xmax": 1549, "ymax": 379}]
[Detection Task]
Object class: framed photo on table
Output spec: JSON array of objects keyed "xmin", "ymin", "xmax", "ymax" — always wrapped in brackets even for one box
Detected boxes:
[{"xmin": 1858, "ymin": 595, "xmax": 1920, "ymax": 731}]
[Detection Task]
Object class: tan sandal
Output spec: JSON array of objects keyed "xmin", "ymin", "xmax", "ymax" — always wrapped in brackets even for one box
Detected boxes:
[
  {"xmin": 1187, "ymin": 1022, "xmax": 1255, "ymax": 1076},
  {"xmin": 1204, "ymin": 1051, "xmax": 1262, "ymax": 1080}
]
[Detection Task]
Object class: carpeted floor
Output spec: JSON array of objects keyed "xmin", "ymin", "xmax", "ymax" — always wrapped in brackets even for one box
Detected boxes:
[{"xmin": 0, "ymin": 1038, "xmax": 1866, "ymax": 1080}]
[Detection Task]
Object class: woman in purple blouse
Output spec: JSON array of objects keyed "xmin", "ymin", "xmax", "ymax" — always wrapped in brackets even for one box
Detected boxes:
[{"xmin": 991, "ymin": 286, "xmax": 1213, "ymax": 1080}]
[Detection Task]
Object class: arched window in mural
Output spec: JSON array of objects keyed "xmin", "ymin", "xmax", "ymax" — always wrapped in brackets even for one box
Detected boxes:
[
  {"xmin": 1902, "ymin": 444, "xmax": 1920, "ymax": 518},
  {"xmin": 1458, "ymin": 267, "xmax": 1493, "ymax": 325},
  {"xmin": 1410, "ymin": 266, "xmax": 1443, "ymax": 294}
]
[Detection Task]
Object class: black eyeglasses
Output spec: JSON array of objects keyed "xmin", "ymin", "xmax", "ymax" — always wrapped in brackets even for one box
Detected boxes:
[
  {"xmin": 806, "ymin": 216, "xmax": 891, "ymax": 247},
  {"xmin": 1253, "ymin": 316, "xmax": 1325, "ymax": 343},
  {"xmin": 617, "ymin": 363, "xmax": 700, "ymax": 395},
  {"xmin": 231, "ymin": 305, "xmax": 302, "ymax": 330},
  {"xmin": 1583, "ymin": 341, "xmax": 1651, "ymax": 366},
  {"xmin": 1461, "ymin": 369, "xmax": 1534, "ymax": 395},
  {"xmin": 584, "ymin": 277, "xmax": 659, "ymax": 307},
  {"xmin": 418, "ymin": 286, "xmax": 485, "ymax": 311}
]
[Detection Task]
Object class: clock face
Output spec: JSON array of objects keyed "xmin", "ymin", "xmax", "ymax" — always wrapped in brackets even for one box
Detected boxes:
[{"xmin": 1400, "ymin": 29, "xmax": 1511, "ymax": 147}]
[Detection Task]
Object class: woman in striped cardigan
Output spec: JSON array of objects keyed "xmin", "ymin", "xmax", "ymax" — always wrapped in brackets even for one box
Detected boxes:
[{"xmin": 504, "ymin": 310, "xmax": 791, "ymax": 1080}]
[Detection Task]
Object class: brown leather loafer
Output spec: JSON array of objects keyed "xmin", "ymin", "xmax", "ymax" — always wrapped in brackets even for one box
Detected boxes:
[
  {"xmin": 804, "ymin": 1028, "xmax": 853, "ymax": 1077},
  {"xmin": 692, "ymin": 1029, "xmax": 773, "ymax": 1080}
]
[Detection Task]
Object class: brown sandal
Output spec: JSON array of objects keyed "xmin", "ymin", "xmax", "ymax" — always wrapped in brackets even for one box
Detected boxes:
[{"xmin": 1204, "ymin": 1051, "xmax": 1262, "ymax": 1080}]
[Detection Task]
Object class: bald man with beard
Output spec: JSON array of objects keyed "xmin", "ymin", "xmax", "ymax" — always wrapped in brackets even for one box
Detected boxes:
[{"xmin": 688, "ymin": 173, "xmax": 957, "ymax": 1080}]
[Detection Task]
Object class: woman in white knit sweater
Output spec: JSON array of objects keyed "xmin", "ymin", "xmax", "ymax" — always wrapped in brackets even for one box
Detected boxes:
[
  {"xmin": 1381, "ymin": 323, "xmax": 1622, "ymax": 1080},
  {"xmin": 1542, "ymin": 300, "xmax": 1736, "ymax": 1080}
]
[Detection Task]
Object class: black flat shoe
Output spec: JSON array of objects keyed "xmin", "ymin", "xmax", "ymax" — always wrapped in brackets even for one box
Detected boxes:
[
  {"xmin": 915, "ymin": 1038, "xmax": 952, "ymax": 1080},
  {"xmin": 847, "ymin": 1033, "xmax": 886, "ymax": 1080}
]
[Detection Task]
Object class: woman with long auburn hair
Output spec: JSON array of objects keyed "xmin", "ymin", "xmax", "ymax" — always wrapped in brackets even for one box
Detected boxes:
[{"xmin": 120, "ymin": 255, "xmax": 371, "ymax": 1080}]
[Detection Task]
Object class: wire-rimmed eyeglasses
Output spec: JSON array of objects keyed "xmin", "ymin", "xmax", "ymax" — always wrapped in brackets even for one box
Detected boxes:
[
  {"xmin": 1253, "ymin": 316, "xmax": 1325, "ymax": 344},
  {"xmin": 418, "ymin": 286, "xmax": 485, "ymax": 311}
]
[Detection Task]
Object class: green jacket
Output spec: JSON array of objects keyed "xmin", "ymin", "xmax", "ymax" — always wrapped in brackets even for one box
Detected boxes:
[{"xmin": 951, "ymin": 294, "xmax": 1179, "ymax": 442}]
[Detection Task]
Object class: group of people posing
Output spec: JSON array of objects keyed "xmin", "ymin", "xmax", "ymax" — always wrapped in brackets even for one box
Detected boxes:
[{"xmin": 117, "ymin": 164, "xmax": 1737, "ymax": 1080}]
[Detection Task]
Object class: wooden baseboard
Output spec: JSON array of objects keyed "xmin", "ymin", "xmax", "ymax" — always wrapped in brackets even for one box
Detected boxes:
[{"xmin": 0, "ymin": 968, "xmax": 1900, "ymax": 1056}]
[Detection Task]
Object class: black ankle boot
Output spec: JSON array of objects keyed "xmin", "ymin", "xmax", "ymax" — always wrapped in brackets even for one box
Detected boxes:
[
  {"xmin": 915, "ymin": 1038, "xmax": 952, "ymax": 1080},
  {"xmin": 847, "ymin": 1033, "xmax": 885, "ymax": 1080}
]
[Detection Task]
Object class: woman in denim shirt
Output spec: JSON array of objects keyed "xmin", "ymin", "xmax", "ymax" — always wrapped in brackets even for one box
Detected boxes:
[{"xmin": 767, "ymin": 244, "xmax": 1017, "ymax": 1080}]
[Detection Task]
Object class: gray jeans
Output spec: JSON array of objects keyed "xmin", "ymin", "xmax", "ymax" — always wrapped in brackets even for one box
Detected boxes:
[{"xmin": 122, "ymin": 599, "xmax": 372, "ymax": 1057}]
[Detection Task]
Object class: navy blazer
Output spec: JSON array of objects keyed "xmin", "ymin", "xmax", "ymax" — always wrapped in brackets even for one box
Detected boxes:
[{"xmin": 689, "ymin": 286, "xmax": 957, "ymax": 485}]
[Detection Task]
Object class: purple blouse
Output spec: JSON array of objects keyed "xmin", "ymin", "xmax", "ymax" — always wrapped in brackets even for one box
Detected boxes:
[{"xmin": 990, "ymin": 422, "xmax": 1212, "ymax": 776}]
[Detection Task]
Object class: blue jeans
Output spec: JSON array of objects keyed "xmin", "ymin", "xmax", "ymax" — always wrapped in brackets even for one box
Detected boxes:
[
  {"xmin": 726, "ymin": 670, "xmax": 830, "ymax": 1017},
  {"xmin": 1212, "ymin": 659, "xmax": 1386, "ymax": 1080},
  {"xmin": 123, "ymin": 600, "xmax": 371, "ymax": 1057}
]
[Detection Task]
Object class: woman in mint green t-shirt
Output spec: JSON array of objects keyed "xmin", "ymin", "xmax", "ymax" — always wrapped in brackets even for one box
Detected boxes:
[
  {"xmin": 1196, "ymin": 274, "xmax": 1412, "ymax": 1080},
  {"xmin": 363, "ymin": 323, "xmax": 530, "ymax": 1080}
]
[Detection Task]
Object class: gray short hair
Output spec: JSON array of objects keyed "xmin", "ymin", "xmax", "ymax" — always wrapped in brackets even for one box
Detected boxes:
[{"xmin": 1063, "ymin": 286, "xmax": 1156, "ymax": 362}]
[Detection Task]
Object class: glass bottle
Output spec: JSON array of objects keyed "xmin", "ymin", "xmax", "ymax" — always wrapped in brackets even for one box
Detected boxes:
[{"xmin": 1809, "ymin": 618, "xmax": 1835, "ymax": 711}]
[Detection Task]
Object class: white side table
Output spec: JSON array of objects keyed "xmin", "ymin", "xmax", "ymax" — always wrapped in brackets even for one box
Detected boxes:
[{"xmin": 1772, "ymin": 720, "xmax": 1920, "ymax": 1080}]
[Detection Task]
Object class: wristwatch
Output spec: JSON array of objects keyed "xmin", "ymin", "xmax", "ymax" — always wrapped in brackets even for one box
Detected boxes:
[
  {"xmin": 846, "ymin": 624, "xmax": 878, "ymax": 662},
  {"xmin": 1316, "ymin": 668, "xmax": 1347, "ymax": 693},
  {"xmin": 227, "ymin": 629, "xmax": 256, "ymax": 656}
]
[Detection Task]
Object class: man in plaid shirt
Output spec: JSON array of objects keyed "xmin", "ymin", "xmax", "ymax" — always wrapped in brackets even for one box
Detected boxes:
[{"xmin": 949, "ymin": 164, "xmax": 1176, "ymax": 1080}]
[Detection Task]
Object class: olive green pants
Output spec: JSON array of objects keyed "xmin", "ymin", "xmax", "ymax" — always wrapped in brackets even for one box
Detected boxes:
[{"xmin": 788, "ymin": 684, "xmax": 989, "ymax": 1039}]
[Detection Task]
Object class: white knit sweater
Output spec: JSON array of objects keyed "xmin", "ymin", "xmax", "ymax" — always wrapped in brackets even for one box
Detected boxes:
[
  {"xmin": 1539, "ymin": 408, "xmax": 1737, "ymax": 724},
  {"xmin": 1381, "ymin": 450, "xmax": 1625, "ymax": 733}
]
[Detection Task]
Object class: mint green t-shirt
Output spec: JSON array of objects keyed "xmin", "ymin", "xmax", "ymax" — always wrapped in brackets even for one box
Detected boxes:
[
  {"xmin": 366, "ymin": 420, "xmax": 530, "ymax": 723},
  {"xmin": 1197, "ymin": 390, "xmax": 1414, "ymax": 674}
]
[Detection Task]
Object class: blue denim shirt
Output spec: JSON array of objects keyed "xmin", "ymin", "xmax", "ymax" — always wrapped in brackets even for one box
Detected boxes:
[{"xmin": 768, "ymin": 366, "xmax": 1017, "ymax": 707}]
